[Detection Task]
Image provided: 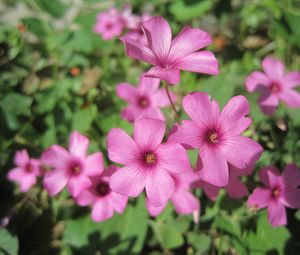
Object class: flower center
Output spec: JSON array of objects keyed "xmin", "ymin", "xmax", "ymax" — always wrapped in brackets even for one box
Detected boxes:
[
  {"xmin": 106, "ymin": 23, "xmax": 113, "ymax": 30},
  {"xmin": 206, "ymin": 131, "xmax": 219, "ymax": 144},
  {"xmin": 138, "ymin": 97, "xmax": 149, "ymax": 108},
  {"xmin": 143, "ymin": 152, "xmax": 157, "ymax": 165},
  {"xmin": 270, "ymin": 82, "xmax": 281, "ymax": 93},
  {"xmin": 272, "ymin": 187, "xmax": 281, "ymax": 198},
  {"xmin": 25, "ymin": 163, "xmax": 33, "ymax": 173},
  {"xmin": 69, "ymin": 161, "xmax": 82, "ymax": 175},
  {"xmin": 96, "ymin": 182, "xmax": 110, "ymax": 197}
]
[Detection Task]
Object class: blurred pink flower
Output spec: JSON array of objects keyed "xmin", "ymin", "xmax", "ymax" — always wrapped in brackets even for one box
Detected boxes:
[
  {"xmin": 120, "ymin": 16, "xmax": 218, "ymax": 85},
  {"xmin": 42, "ymin": 131, "xmax": 103, "ymax": 197},
  {"xmin": 76, "ymin": 166, "xmax": 128, "ymax": 222},
  {"xmin": 116, "ymin": 74, "xmax": 175, "ymax": 122},
  {"xmin": 248, "ymin": 164, "xmax": 300, "ymax": 227},
  {"xmin": 245, "ymin": 56, "xmax": 300, "ymax": 115},
  {"xmin": 93, "ymin": 8, "xmax": 124, "ymax": 40},
  {"xmin": 7, "ymin": 150, "xmax": 41, "ymax": 192},
  {"xmin": 107, "ymin": 118, "xmax": 190, "ymax": 206},
  {"xmin": 168, "ymin": 92, "xmax": 263, "ymax": 187},
  {"xmin": 146, "ymin": 170, "xmax": 200, "ymax": 217}
]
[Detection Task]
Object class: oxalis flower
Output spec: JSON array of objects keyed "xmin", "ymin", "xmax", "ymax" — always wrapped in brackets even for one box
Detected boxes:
[
  {"xmin": 42, "ymin": 131, "xmax": 103, "ymax": 197},
  {"xmin": 76, "ymin": 166, "xmax": 128, "ymax": 222},
  {"xmin": 107, "ymin": 117, "xmax": 190, "ymax": 206},
  {"xmin": 248, "ymin": 164, "xmax": 300, "ymax": 227},
  {"xmin": 146, "ymin": 170, "xmax": 200, "ymax": 217},
  {"xmin": 245, "ymin": 56, "xmax": 300, "ymax": 115},
  {"xmin": 168, "ymin": 92, "xmax": 263, "ymax": 187},
  {"xmin": 116, "ymin": 74, "xmax": 175, "ymax": 122},
  {"xmin": 7, "ymin": 150, "xmax": 41, "ymax": 192},
  {"xmin": 120, "ymin": 16, "xmax": 219, "ymax": 85}
]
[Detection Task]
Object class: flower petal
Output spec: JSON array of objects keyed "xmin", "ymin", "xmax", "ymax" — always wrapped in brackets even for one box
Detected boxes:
[
  {"xmin": 142, "ymin": 16, "xmax": 172, "ymax": 63},
  {"xmin": 43, "ymin": 169, "xmax": 69, "ymax": 196},
  {"xmin": 146, "ymin": 66, "xmax": 180, "ymax": 85},
  {"xmin": 133, "ymin": 118, "xmax": 165, "ymax": 150},
  {"xmin": 219, "ymin": 95, "xmax": 252, "ymax": 135},
  {"xmin": 176, "ymin": 51, "xmax": 219, "ymax": 75},
  {"xmin": 283, "ymin": 71, "xmax": 300, "ymax": 89},
  {"xmin": 121, "ymin": 105, "xmax": 141, "ymax": 122},
  {"xmin": 42, "ymin": 145, "xmax": 69, "ymax": 169},
  {"xmin": 109, "ymin": 164, "xmax": 146, "ymax": 197},
  {"xmin": 247, "ymin": 188, "xmax": 271, "ymax": 209},
  {"xmin": 169, "ymin": 26, "xmax": 212, "ymax": 62},
  {"xmin": 245, "ymin": 71, "xmax": 269, "ymax": 92},
  {"xmin": 139, "ymin": 107, "xmax": 165, "ymax": 121},
  {"xmin": 138, "ymin": 75, "xmax": 160, "ymax": 95},
  {"xmin": 152, "ymin": 88, "xmax": 176, "ymax": 107},
  {"xmin": 146, "ymin": 198, "xmax": 167, "ymax": 217},
  {"xmin": 267, "ymin": 200, "xmax": 287, "ymax": 227},
  {"xmin": 14, "ymin": 150, "xmax": 29, "ymax": 167},
  {"xmin": 221, "ymin": 136, "xmax": 263, "ymax": 169},
  {"xmin": 116, "ymin": 83, "xmax": 137, "ymax": 104},
  {"xmin": 84, "ymin": 152, "xmax": 104, "ymax": 176},
  {"xmin": 278, "ymin": 89, "xmax": 300, "ymax": 108},
  {"xmin": 282, "ymin": 163, "xmax": 300, "ymax": 188},
  {"xmin": 91, "ymin": 199, "xmax": 114, "ymax": 222},
  {"xmin": 76, "ymin": 190, "xmax": 96, "ymax": 206},
  {"xmin": 109, "ymin": 192, "xmax": 128, "ymax": 214},
  {"xmin": 282, "ymin": 188, "xmax": 300, "ymax": 209},
  {"xmin": 202, "ymin": 182, "xmax": 220, "ymax": 201},
  {"xmin": 226, "ymin": 175, "xmax": 248, "ymax": 199},
  {"xmin": 258, "ymin": 92, "xmax": 278, "ymax": 115},
  {"xmin": 69, "ymin": 131, "xmax": 89, "ymax": 158},
  {"xmin": 262, "ymin": 56, "xmax": 285, "ymax": 80},
  {"xmin": 107, "ymin": 128, "xmax": 139, "ymax": 165},
  {"xmin": 259, "ymin": 167, "xmax": 280, "ymax": 188},
  {"xmin": 171, "ymin": 190, "xmax": 200, "ymax": 214},
  {"xmin": 68, "ymin": 174, "xmax": 92, "ymax": 197}
]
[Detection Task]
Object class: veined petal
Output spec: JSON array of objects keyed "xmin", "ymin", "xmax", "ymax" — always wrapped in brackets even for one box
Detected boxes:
[
  {"xmin": 267, "ymin": 200, "xmax": 287, "ymax": 227},
  {"xmin": 146, "ymin": 66, "xmax": 180, "ymax": 85},
  {"xmin": 245, "ymin": 71, "xmax": 269, "ymax": 92},
  {"xmin": 41, "ymin": 145, "xmax": 69, "ymax": 169},
  {"xmin": 116, "ymin": 83, "xmax": 137, "ymax": 104},
  {"xmin": 262, "ymin": 56, "xmax": 285, "ymax": 80},
  {"xmin": 247, "ymin": 188, "xmax": 271, "ymax": 209},
  {"xmin": 69, "ymin": 131, "xmax": 89, "ymax": 158},
  {"xmin": 146, "ymin": 198, "xmax": 167, "ymax": 217}
]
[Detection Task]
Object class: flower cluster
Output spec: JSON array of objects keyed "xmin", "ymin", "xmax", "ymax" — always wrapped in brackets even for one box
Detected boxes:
[{"xmin": 7, "ymin": 15, "xmax": 300, "ymax": 227}]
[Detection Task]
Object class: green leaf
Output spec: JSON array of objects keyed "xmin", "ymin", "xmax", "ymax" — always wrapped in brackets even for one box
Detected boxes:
[
  {"xmin": 187, "ymin": 232, "xmax": 212, "ymax": 254},
  {"xmin": 0, "ymin": 229, "xmax": 19, "ymax": 255},
  {"xmin": 21, "ymin": 17, "xmax": 50, "ymax": 37},
  {"xmin": 71, "ymin": 105, "xmax": 97, "ymax": 133},
  {"xmin": 34, "ymin": 0, "xmax": 67, "ymax": 18}
]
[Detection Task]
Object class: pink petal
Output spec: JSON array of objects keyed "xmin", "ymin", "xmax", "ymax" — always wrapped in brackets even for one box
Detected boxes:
[
  {"xmin": 278, "ymin": 89, "xmax": 300, "ymax": 108},
  {"xmin": 229, "ymin": 164, "xmax": 254, "ymax": 177},
  {"xmin": 145, "ymin": 168, "xmax": 175, "ymax": 206},
  {"xmin": 146, "ymin": 66, "xmax": 180, "ymax": 85},
  {"xmin": 198, "ymin": 148, "xmax": 228, "ymax": 187},
  {"xmin": 138, "ymin": 75, "xmax": 160, "ymax": 95},
  {"xmin": 41, "ymin": 145, "xmax": 69, "ymax": 169},
  {"xmin": 219, "ymin": 95, "xmax": 252, "ymax": 135},
  {"xmin": 259, "ymin": 167, "xmax": 280, "ymax": 188},
  {"xmin": 203, "ymin": 182, "xmax": 220, "ymax": 201},
  {"xmin": 120, "ymin": 35, "xmax": 158, "ymax": 65},
  {"xmin": 168, "ymin": 26, "xmax": 212, "ymax": 62},
  {"xmin": 182, "ymin": 92, "xmax": 220, "ymax": 129},
  {"xmin": 258, "ymin": 92, "xmax": 278, "ymax": 115},
  {"xmin": 167, "ymin": 120, "xmax": 202, "ymax": 149},
  {"xmin": 142, "ymin": 16, "xmax": 172, "ymax": 63},
  {"xmin": 19, "ymin": 175, "xmax": 36, "ymax": 192},
  {"xmin": 121, "ymin": 105, "xmax": 141, "ymax": 122},
  {"xmin": 68, "ymin": 174, "xmax": 92, "ymax": 197},
  {"xmin": 69, "ymin": 131, "xmax": 89, "ymax": 158},
  {"xmin": 76, "ymin": 190, "xmax": 96, "ymax": 206},
  {"xmin": 8, "ymin": 168, "xmax": 36, "ymax": 192},
  {"xmin": 116, "ymin": 83, "xmax": 137, "ymax": 104},
  {"xmin": 282, "ymin": 164, "xmax": 300, "ymax": 188},
  {"xmin": 226, "ymin": 175, "xmax": 248, "ymax": 199},
  {"xmin": 267, "ymin": 200, "xmax": 287, "ymax": 227},
  {"xmin": 247, "ymin": 188, "xmax": 271, "ymax": 209},
  {"xmin": 282, "ymin": 188, "xmax": 300, "ymax": 209},
  {"xmin": 109, "ymin": 164, "xmax": 146, "ymax": 197},
  {"xmin": 133, "ymin": 118, "xmax": 165, "ymax": 150},
  {"xmin": 152, "ymin": 89, "xmax": 176, "ymax": 107},
  {"xmin": 139, "ymin": 107, "xmax": 165, "ymax": 121},
  {"xmin": 262, "ymin": 56, "xmax": 285, "ymax": 80},
  {"xmin": 14, "ymin": 150, "xmax": 29, "ymax": 167},
  {"xmin": 7, "ymin": 168, "xmax": 25, "ymax": 182},
  {"xmin": 171, "ymin": 190, "xmax": 200, "ymax": 214},
  {"xmin": 43, "ymin": 169, "xmax": 69, "ymax": 196},
  {"xmin": 107, "ymin": 128, "xmax": 139, "ymax": 165},
  {"xmin": 84, "ymin": 152, "xmax": 104, "ymax": 176},
  {"xmin": 109, "ymin": 192, "xmax": 128, "ymax": 214},
  {"xmin": 245, "ymin": 71, "xmax": 269, "ymax": 92},
  {"xmin": 221, "ymin": 136, "xmax": 263, "ymax": 169},
  {"xmin": 146, "ymin": 198, "xmax": 167, "ymax": 217},
  {"xmin": 91, "ymin": 199, "xmax": 114, "ymax": 222},
  {"xmin": 283, "ymin": 71, "xmax": 300, "ymax": 89},
  {"xmin": 157, "ymin": 143, "xmax": 191, "ymax": 173},
  {"xmin": 176, "ymin": 51, "xmax": 219, "ymax": 75}
]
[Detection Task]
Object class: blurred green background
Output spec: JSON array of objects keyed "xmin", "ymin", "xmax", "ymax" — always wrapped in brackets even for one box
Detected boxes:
[{"xmin": 1, "ymin": 0, "xmax": 300, "ymax": 254}]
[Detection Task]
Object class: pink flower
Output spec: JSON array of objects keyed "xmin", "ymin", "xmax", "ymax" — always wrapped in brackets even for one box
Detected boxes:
[
  {"xmin": 168, "ymin": 92, "xmax": 263, "ymax": 187},
  {"xmin": 116, "ymin": 74, "xmax": 175, "ymax": 122},
  {"xmin": 7, "ymin": 150, "xmax": 41, "ymax": 192},
  {"xmin": 245, "ymin": 56, "xmax": 300, "ymax": 115},
  {"xmin": 107, "ymin": 117, "xmax": 190, "ymax": 206},
  {"xmin": 76, "ymin": 166, "xmax": 128, "ymax": 222},
  {"xmin": 146, "ymin": 170, "xmax": 200, "ymax": 217},
  {"xmin": 93, "ymin": 8, "xmax": 124, "ymax": 40},
  {"xmin": 120, "ymin": 16, "xmax": 219, "ymax": 85},
  {"xmin": 247, "ymin": 164, "xmax": 300, "ymax": 227},
  {"xmin": 42, "ymin": 131, "xmax": 103, "ymax": 197},
  {"xmin": 196, "ymin": 162, "xmax": 253, "ymax": 200}
]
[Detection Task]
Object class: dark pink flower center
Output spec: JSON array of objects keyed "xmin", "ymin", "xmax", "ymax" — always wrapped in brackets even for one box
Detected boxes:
[
  {"xmin": 270, "ymin": 82, "xmax": 281, "ymax": 93},
  {"xmin": 25, "ymin": 163, "xmax": 33, "ymax": 173},
  {"xmin": 143, "ymin": 152, "xmax": 157, "ymax": 165},
  {"xmin": 106, "ymin": 23, "xmax": 113, "ymax": 30},
  {"xmin": 68, "ymin": 160, "xmax": 83, "ymax": 175},
  {"xmin": 96, "ymin": 182, "xmax": 110, "ymax": 197},
  {"xmin": 272, "ymin": 187, "xmax": 281, "ymax": 198},
  {"xmin": 206, "ymin": 130, "xmax": 219, "ymax": 144},
  {"xmin": 138, "ymin": 97, "xmax": 149, "ymax": 108}
]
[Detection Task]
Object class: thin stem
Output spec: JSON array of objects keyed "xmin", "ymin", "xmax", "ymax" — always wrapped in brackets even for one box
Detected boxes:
[{"xmin": 163, "ymin": 81, "xmax": 180, "ymax": 124}]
